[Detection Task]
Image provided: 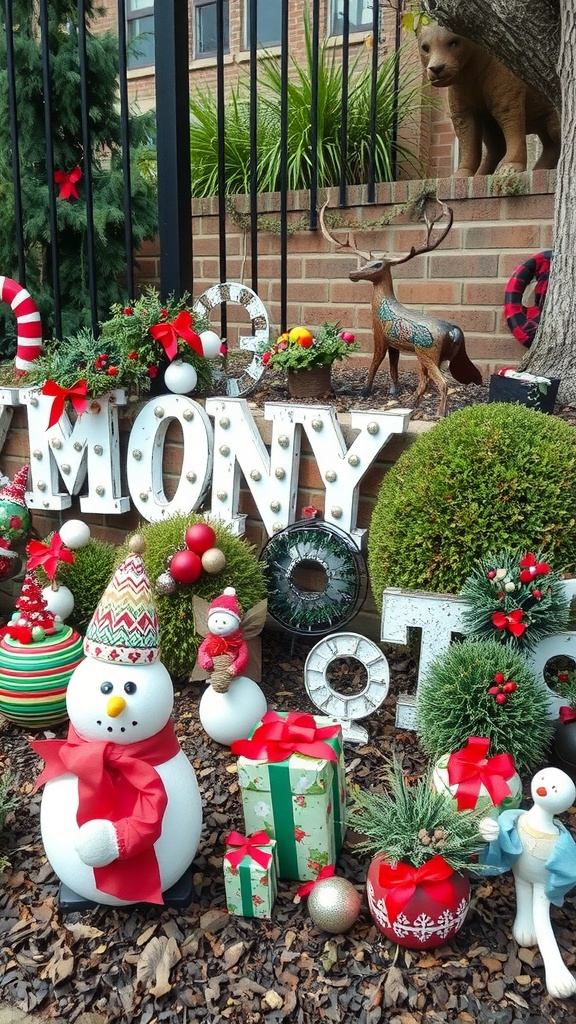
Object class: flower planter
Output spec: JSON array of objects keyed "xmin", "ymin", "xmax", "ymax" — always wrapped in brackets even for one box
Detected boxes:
[
  {"xmin": 488, "ymin": 373, "xmax": 560, "ymax": 413},
  {"xmin": 287, "ymin": 364, "xmax": 332, "ymax": 399},
  {"xmin": 366, "ymin": 853, "xmax": 471, "ymax": 950}
]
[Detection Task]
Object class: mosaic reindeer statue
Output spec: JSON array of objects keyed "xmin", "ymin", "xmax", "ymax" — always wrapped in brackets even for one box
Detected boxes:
[{"xmin": 319, "ymin": 199, "xmax": 482, "ymax": 416}]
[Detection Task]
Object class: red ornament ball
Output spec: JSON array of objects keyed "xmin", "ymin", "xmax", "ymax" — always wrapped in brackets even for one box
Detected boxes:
[
  {"xmin": 169, "ymin": 549, "xmax": 203, "ymax": 585},
  {"xmin": 185, "ymin": 522, "xmax": 217, "ymax": 555}
]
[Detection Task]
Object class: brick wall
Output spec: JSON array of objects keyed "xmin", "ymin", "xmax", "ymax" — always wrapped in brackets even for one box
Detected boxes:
[{"xmin": 136, "ymin": 170, "xmax": 555, "ymax": 380}]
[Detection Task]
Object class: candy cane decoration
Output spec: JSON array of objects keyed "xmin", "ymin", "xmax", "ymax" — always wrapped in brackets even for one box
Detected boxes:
[{"xmin": 0, "ymin": 277, "xmax": 43, "ymax": 371}]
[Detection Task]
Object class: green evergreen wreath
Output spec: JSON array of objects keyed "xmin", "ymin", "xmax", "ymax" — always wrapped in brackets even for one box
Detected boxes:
[
  {"xmin": 259, "ymin": 520, "xmax": 367, "ymax": 635},
  {"xmin": 416, "ymin": 637, "xmax": 553, "ymax": 774},
  {"xmin": 460, "ymin": 547, "xmax": 569, "ymax": 652}
]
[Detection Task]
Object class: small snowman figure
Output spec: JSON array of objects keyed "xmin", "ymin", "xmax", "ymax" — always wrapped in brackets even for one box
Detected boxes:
[
  {"xmin": 31, "ymin": 535, "xmax": 203, "ymax": 906},
  {"xmin": 195, "ymin": 587, "xmax": 267, "ymax": 746},
  {"xmin": 480, "ymin": 766, "xmax": 576, "ymax": 998}
]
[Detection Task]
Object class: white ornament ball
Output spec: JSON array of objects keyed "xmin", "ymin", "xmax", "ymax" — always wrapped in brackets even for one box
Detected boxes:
[
  {"xmin": 199, "ymin": 330, "xmax": 222, "ymax": 359},
  {"xmin": 42, "ymin": 584, "xmax": 75, "ymax": 621},
  {"xmin": 58, "ymin": 519, "xmax": 91, "ymax": 550},
  {"xmin": 164, "ymin": 359, "xmax": 198, "ymax": 395},
  {"xmin": 201, "ymin": 547, "xmax": 226, "ymax": 574},
  {"xmin": 199, "ymin": 675, "xmax": 267, "ymax": 746}
]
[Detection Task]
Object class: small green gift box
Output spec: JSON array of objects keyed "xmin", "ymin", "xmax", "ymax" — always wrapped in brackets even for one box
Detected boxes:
[
  {"xmin": 231, "ymin": 711, "xmax": 347, "ymax": 881},
  {"xmin": 223, "ymin": 830, "xmax": 278, "ymax": 919}
]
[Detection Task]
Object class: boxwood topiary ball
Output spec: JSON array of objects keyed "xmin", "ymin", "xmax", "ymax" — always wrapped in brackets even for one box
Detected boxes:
[
  {"xmin": 368, "ymin": 404, "xmax": 576, "ymax": 606},
  {"xmin": 416, "ymin": 637, "xmax": 553, "ymax": 774}
]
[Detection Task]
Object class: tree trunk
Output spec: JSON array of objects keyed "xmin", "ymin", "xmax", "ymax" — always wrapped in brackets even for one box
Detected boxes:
[
  {"xmin": 427, "ymin": 0, "xmax": 560, "ymax": 107},
  {"xmin": 519, "ymin": 0, "xmax": 576, "ymax": 403}
]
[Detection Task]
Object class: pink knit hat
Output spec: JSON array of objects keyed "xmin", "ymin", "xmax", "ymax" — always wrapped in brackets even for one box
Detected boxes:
[{"xmin": 208, "ymin": 586, "xmax": 242, "ymax": 622}]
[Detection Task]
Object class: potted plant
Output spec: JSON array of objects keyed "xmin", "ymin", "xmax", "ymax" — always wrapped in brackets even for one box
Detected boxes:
[
  {"xmin": 25, "ymin": 288, "xmax": 214, "ymax": 405},
  {"xmin": 349, "ymin": 756, "xmax": 487, "ymax": 949},
  {"xmin": 260, "ymin": 322, "xmax": 358, "ymax": 398},
  {"xmin": 488, "ymin": 368, "xmax": 560, "ymax": 414}
]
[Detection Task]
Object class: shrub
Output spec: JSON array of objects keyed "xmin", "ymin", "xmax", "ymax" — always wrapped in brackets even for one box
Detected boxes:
[
  {"xmin": 38, "ymin": 537, "xmax": 118, "ymax": 634},
  {"xmin": 416, "ymin": 637, "xmax": 553, "ymax": 774},
  {"xmin": 122, "ymin": 515, "xmax": 267, "ymax": 680},
  {"xmin": 368, "ymin": 404, "xmax": 576, "ymax": 605}
]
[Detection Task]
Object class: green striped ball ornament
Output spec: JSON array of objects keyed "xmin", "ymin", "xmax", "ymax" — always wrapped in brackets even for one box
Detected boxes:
[{"xmin": 0, "ymin": 626, "xmax": 84, "ymax": 728}]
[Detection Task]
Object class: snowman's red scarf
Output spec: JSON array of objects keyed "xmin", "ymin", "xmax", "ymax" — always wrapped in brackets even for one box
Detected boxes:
[
  {"xmin": 202, "ymin": 629, "xmax": 245, "ymax": 658},
  {"xmin": 30, "ymin": 721, "xmax": 180, "ymax": 904}
]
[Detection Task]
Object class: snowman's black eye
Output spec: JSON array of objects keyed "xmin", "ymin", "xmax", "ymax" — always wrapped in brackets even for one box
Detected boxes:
[
  {"xmin": 100, "ymin": 681, "xmax": 113, "ymax": 694},
  {"xmin": 124, "ymin": 681, "xmax": 137, "ymax": 695}
]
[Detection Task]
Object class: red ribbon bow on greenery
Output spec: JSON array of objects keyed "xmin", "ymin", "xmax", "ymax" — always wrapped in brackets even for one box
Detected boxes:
[
  {"xmin": 559, "ymin": 705, "xmax": 576, "ymax": 725},
  {"xmin": 491, "ymin": 608, "xmax": 526, "ymax": 637},
  {"xmin": 42, "ymin": 378, "xmax": 89, "ymax": 429},
  {"xmin": 224, "ymin": 830, "xmax": 273, "ymax": 869},
  {"xmin": 26, "ymin": 534, "xmax": 75, "ymax": 581},
  {"xmin": 54, "ymin": 166, "xmax": 82, "ymax": 200},
  {"xmin": 446, "ymin": 737, "xmax": 515, "ymax": 811},
  {"xmin": 378, "ymin": 855, "xmax": 455, "ymax": 922},
  {"xmin": 149, "ymin": 310, "xmax": 203, "ymax": 362},
  {"xmin": 230, "ymin": 710, "xmax": 340, "ymax": 763},
  {"xmin": 519, "ymin": 552, "xmax": 550, "ymax": 583},
  {"xmin": 296, "ymin": 864, "xmax": 335, "ymax": 899}
]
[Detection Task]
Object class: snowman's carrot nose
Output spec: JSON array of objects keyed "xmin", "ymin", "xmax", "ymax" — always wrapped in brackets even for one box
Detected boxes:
[
  {"xmin": 107, "ymin": 696, "xmax": 127, "ymax": 718},
  {"xmin": 536, "ymin": 786, "xmax": 547, "ymax": 797}
]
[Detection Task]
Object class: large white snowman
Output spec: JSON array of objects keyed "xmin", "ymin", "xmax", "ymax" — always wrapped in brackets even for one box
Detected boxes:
[{"xmin": 31, "ymin": 535, "xmax": 203, "ymax": 906}]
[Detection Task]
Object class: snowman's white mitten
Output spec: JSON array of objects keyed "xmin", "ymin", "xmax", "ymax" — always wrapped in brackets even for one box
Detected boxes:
[
  {"xmin": 75, "ymin": 818, "xmax": 120, "ymax": 867},
  {"xmin": 479, "ymin": 816, "xmax": 500, "ymax": 843}
]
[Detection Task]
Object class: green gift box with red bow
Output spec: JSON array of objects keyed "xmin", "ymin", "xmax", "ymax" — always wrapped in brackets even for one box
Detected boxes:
[
  {"xmin": 223, "ymin": 830, "xmax": 278, "ymax": 919},
  {"xmin": 231, "ymin": 711, "xmax": 347, "ymax": 881}
]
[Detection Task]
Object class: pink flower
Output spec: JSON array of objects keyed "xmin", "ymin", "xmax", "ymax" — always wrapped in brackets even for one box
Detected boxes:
[{"xmin": 339, "ymin": 330, "xmax": 355, "ymax": 343}]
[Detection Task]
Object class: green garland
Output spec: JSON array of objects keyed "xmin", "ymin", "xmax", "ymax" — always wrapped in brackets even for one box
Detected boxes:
[
  {"xmin": 416, "ymin": 638, "xmax": 553, "ymax": 774},
  {"xmin": 260, "ymin": 521, "xmax": 366, "ymax": 635},
  {"xmin": 460, "ymin": 547, "xmax": 569, "ymax": 652}
]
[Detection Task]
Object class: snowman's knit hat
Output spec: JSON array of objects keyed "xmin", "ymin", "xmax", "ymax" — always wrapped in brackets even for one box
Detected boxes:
[
  {"xmin": 84, "ymin": 535, "xmax": 159, "ymax": 665},
  {"xmin": 0, "ymin": 465, "xmax": 29, "ymax": 508},
  {"xmin": 208, "ymin": 586, "xmax": 242, "ymax": 623}
]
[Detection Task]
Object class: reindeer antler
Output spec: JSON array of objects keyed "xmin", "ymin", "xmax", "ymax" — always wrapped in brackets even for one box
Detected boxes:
[
  {"xmin": 319, "ymin": 197, "xmax": 454, "ymax": 267},
  {"xmin": 318, "ymin": 201, "xmax": 372, "ymax": 262},
  {"xmin": 388, "ymin": 199, "xmax": 454, "ymax": 266}
]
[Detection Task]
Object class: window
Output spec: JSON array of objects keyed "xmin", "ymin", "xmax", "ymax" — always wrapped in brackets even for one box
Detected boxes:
[
  {"xmin": 329, "ymin": 0, "xmax": 374, "ymax": 36},
  {"xmin": 243, "ymin": 0, "xmax": 282, "ymax": 49},
  {"xmin": 194, "ymin": 0, "xmax": 230, "ymax": 59},
  {"xmin": 127, "ymin": 0, "xmax": 155, "ymax": 70}
]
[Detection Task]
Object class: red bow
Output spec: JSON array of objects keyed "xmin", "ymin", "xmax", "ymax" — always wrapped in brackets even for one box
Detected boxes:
[
  {"xmin": 559, "ymin": 705, "xmax": 576, "ymax": 725},
  {"xmin": 378, "ymin": 855, "xmax": 456, "ymax": 922},
  {"xmin": 42, "ymin": 378, "xmax": 89, "ymax": 429},
  {"xmin": 26, "ymin": 534, "xmax": 75, "ymax": 581},
  {"xmin": 491, "ymin": 609, "xmax": 526, "ymax": 637},
  {"xmin": 296, "ymin": 864, "xmax": 335, "ymax": 899},
  {"xmin": 519, "ymin": 552, "xmax": 550, "ymax": 584},
  {"xmin": 150, "ymin": 310, "xmax": 203, "ymax": 362},
  {"xmin": 446, "ymin": 737, "xmax": 515, "ymax": 811},
  {"xmin": 225, "ymin": 830, "xmax": 273, "ymax": 869},
  {"xmin": 54, "ymin": 166, "xmax": 82, "ymax": 200},
  {"xmin": 230, "ymin": 710, "xmax": 340, "ymax": 763}
]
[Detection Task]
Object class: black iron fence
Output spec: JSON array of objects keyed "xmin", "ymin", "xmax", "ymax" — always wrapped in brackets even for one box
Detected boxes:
[{"xmin": 0, "ymin": 0, "xmax": 405, "ymax": 345}]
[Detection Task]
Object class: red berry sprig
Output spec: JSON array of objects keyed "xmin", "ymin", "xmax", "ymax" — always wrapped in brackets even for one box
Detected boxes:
[{"xmin": 488, "ymin": 672, "xmax": 518, "ymax": 704}]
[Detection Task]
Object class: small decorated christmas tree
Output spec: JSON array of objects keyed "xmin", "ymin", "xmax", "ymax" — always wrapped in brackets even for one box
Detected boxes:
[{"xmin": 7, "ymin": 571, "xmax": 59, "ymax": 643}]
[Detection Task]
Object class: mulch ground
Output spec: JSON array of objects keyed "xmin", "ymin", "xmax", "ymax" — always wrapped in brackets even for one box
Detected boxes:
[
  {"xmin": 2, "ymin": 367, "xmax": 576, "ymax": 1024},
  {"xmin": 2, "ymin": 630, "xmax": 576, "ymax": 1024}
]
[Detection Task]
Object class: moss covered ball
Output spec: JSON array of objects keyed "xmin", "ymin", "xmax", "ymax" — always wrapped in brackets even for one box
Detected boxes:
[
  {"xmin": 124, "ymin": 514, "xmax": 267, "ymax": 680},
  {"xmin": 416, "ymin": 637, "xmax": 553, "ymax": 774},
  {"xmin": 368, "ymin": 403, "xmax": 576, "ymax": 605}
]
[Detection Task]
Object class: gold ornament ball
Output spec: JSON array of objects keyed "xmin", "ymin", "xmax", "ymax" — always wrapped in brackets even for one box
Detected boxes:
[
  {"xmin": 307, "ymin": 877, "xmax": 362, "ymax": 933},
  {"xmin": 201, "ymin": 547, "xmax": 227, "ymax": 574}
]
